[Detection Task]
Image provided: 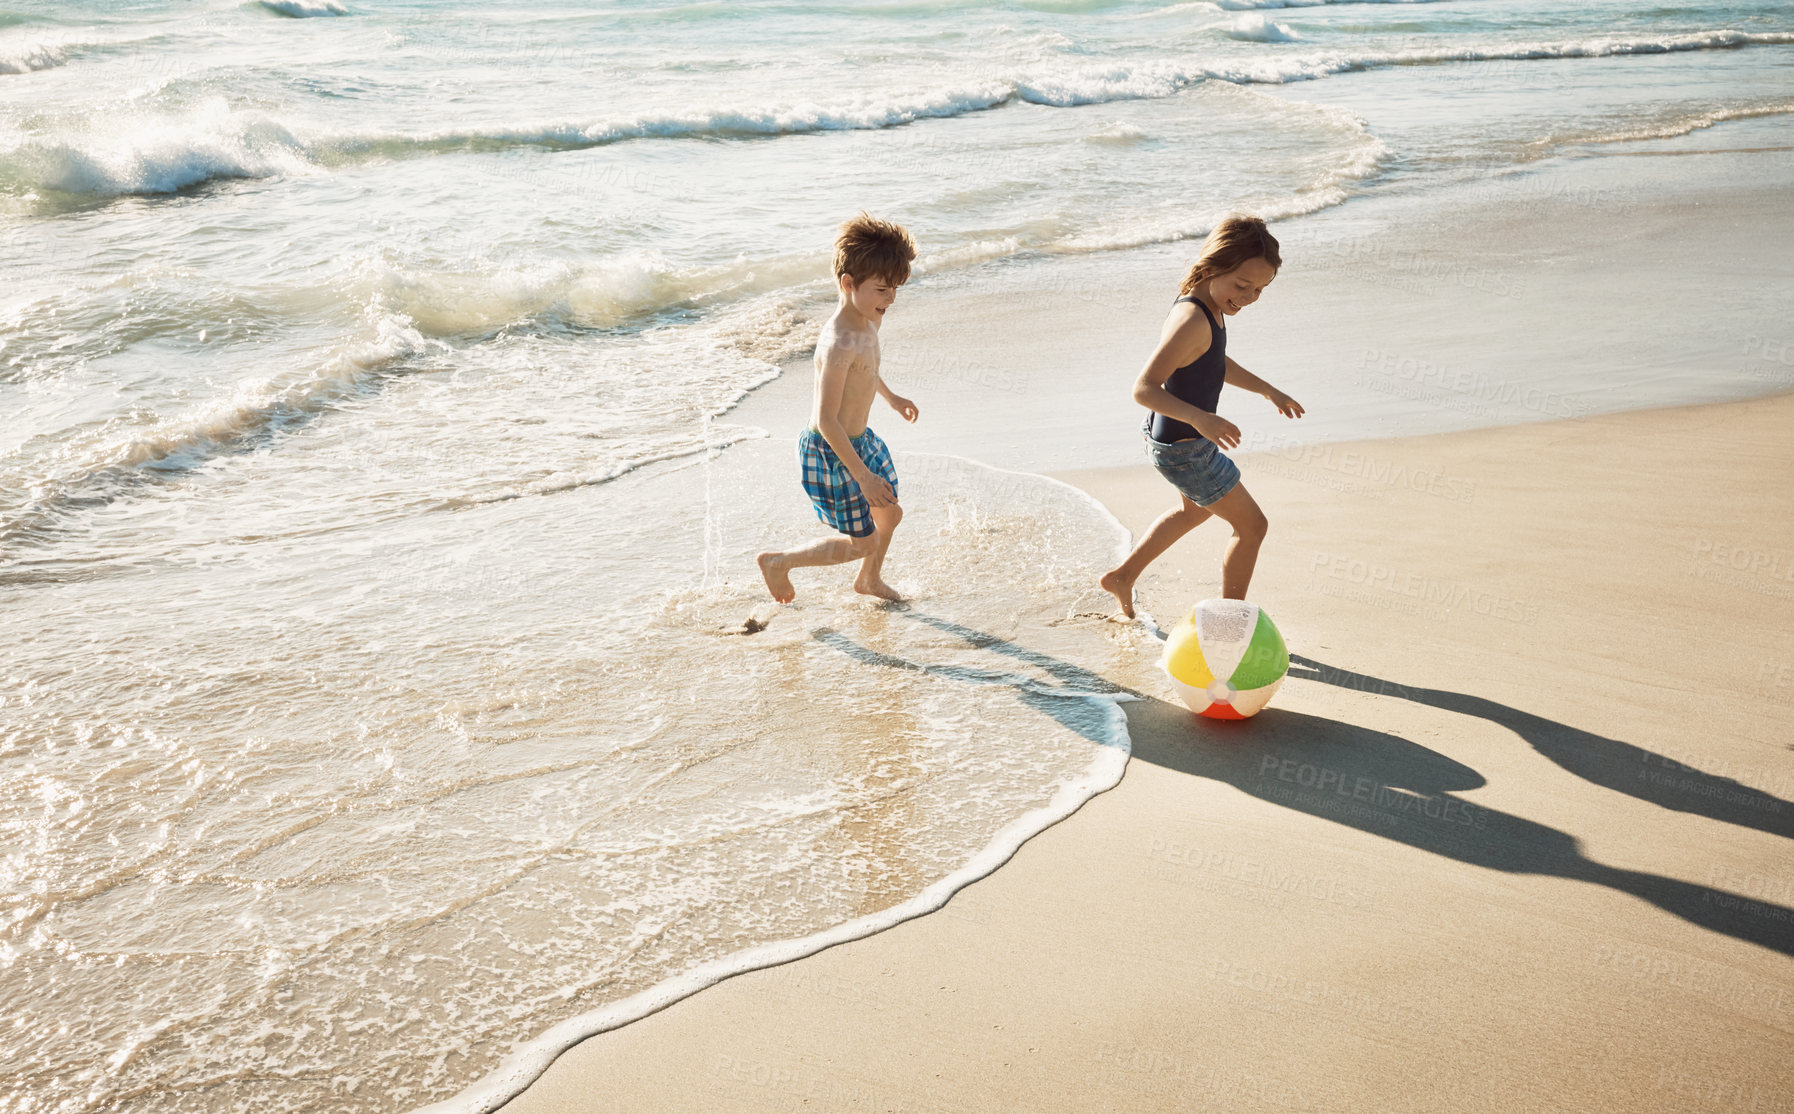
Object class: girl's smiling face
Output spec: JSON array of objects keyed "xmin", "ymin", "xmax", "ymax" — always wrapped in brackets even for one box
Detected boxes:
[{"xmin": 1208, "ymin": 256, "xmax": 1277, "ymax": 318}]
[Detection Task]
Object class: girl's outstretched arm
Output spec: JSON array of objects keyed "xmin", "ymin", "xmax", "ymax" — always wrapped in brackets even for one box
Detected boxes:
[{"xmin": 1224, "ymin": 356, "xmax": 1305, "ymax": 419}]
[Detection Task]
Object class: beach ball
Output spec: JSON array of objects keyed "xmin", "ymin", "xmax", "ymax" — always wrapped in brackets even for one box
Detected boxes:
[{"xmin": 1162, "ymin": 599, "xmax": 1288, "ymax": 719}]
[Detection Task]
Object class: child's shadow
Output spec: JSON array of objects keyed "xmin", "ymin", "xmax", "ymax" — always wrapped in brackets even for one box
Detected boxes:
[
  {"xmin": 816, "ymin": 615, "xmax": 1794, "ymax": 957},
  {"xmin": 1287, "ymin": 655, "xmax": 1794, "ymax": 841}
]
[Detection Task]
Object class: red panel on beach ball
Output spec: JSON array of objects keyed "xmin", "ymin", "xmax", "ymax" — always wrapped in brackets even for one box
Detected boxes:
[{"xmin": 1200, "ymin": 702, "xmax": 1247, "ymax": 721}]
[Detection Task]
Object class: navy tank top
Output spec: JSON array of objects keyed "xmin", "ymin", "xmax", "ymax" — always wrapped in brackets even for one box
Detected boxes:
[{"xmin": 1146, "ymin": 295, "xmax": 1225, "ymax": 443}]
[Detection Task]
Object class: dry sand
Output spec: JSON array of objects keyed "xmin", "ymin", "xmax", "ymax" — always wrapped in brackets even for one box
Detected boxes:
[{"xmin": 502, "ymin": 390, "xmax": 1794, "ymax": 1113}]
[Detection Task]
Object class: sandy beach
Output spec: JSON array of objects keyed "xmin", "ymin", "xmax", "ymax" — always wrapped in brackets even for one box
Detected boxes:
[{"xmin": 505, "ymin": 386, "xmax": 1794, "ymax": 1113}]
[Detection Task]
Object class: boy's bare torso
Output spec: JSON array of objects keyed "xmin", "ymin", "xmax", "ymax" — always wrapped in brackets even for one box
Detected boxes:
[{"xmin": 811, "ymin": 310, "xmax": 880, "ymax": 436}]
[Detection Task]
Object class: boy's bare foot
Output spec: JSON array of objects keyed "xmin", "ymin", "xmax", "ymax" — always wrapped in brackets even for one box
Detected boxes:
[
  {"xmin": 1099, "ymin": 568, "xmax": 1136, "ymax": 619},
  {"xmin": 853, "ymin": 572, "xmax": 903, "ymax": 601},
  {"xmin": 758, "ymin": 552, "xmax": 795, "ymax": 603}
]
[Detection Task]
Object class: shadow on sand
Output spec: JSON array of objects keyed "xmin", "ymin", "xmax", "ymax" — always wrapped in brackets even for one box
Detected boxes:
[
  {"xmin": 817, "ymin": 614, "xmax": 1794, "ymax": 957},
  {"xmin": 1287, "ymin": 654, "xmax": 1794, "ymax": 841}
]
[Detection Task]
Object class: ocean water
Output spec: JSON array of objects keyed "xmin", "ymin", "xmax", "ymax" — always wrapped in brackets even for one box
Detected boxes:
[{"xmin": 3, "ymin": 1, "xmax": 1791, "ymax": 1111}]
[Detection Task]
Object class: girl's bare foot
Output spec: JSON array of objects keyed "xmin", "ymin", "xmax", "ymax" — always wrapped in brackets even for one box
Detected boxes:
[
  {"xmin": 757, "ymin": 552, "xmax": 795, "ymax": 603},
  {"xmin": 1099, "ymin": 568, "xmax": 1136, "ymax": 618},
  {"xmin": 853, "ymin": 572, "xmax": 903, "ymax": 601}
]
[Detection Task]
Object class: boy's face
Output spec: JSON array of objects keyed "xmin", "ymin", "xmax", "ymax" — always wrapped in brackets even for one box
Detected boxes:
[
  {"xmin": 1212, "ymin": 257, "xmax": 1277, "ymax": 317},
  {"xmin": 840, "ymin": 272, "xmax": 900, "ymax": 324}
]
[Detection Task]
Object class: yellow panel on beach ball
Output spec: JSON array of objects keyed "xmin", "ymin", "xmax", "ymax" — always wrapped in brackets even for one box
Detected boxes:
[{"xmin": 1161, "ymin": 612, "xmax": 1214, "ymax": 690}]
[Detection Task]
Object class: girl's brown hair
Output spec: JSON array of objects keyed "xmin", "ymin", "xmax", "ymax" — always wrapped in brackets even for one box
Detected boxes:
[{"xmin": 1178, "ymin": 214, "xmax": 1280, "ymax": 298}]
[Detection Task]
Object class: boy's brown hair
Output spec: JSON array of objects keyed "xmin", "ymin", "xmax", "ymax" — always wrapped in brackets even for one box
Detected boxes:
[{"xmin": 834, "ymin": 212, "xmax": 916, "ymax": 286}]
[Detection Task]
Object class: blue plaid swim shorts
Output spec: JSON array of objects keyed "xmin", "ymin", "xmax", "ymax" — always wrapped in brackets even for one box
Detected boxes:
[{"xmin": 798, "ymin": 426, "xmax": 897, "ymax": 538}]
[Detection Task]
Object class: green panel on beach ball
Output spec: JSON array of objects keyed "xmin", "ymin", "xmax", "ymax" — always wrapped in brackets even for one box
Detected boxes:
[{"xmin": 1228, "ymin": 607, "xmax": 1289, "ymax": 691}]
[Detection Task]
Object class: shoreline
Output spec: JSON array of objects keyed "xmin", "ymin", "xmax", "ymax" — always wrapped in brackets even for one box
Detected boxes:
[
  {"xmin": 503, "ymin": 388, "xmax": 1794, "ymax": 1113},
  {"xmin": 488, "ymin": 122, "xmax": 1794, "ymax": 1113}
]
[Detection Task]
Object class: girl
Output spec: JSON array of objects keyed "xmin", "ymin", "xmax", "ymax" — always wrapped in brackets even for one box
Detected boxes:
[{"xmin": 1101, "ymin": 215, "xmax": 1304, "ymax": 619}]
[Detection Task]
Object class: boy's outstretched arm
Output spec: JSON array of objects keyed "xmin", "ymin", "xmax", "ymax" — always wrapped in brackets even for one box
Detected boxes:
[
  {"xmin": 876, "ymin": 376, "xmax": 919, "ymax": 423},
  {"xmin": 815, "ymin": 344, "xmax": 897, "ymax": 507},
  {"xmin": 1224, "ymin": 356, "xmax": 1305, "ymax": 419}
]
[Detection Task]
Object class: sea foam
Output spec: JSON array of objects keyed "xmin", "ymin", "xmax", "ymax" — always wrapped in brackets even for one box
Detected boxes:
[
  {"xmin": 256, "ymin": 0, "xmax": 349, "ymax": 16},
  {"xmin": 7, "ymin": 30, "xmax": 1792, "ymax": 198},
  {"xmin": 0, "ymin": 35, "xmax": 68, "ymax": 74},
  {"xmin": 0, "ymin": 309, "xmax": 427, "ymax": 544},
  {"xmin": 1217, "ymin": 0, "xmax": 1448, "ymax": 9},
  {"xmin": 1205, "ymin": 29, "xmax": 1794, "ymax": 84},
  {"xmin": 1542, "ymin": 99, "xmax": 1794, "ymax": 149},
  {"xmin": 1226, "ymin": 14, "xmax": 1303, "ymax": 43},
  {"xmin": 2, "ymin": 100, "xmax": 311, "ymax": 196}
]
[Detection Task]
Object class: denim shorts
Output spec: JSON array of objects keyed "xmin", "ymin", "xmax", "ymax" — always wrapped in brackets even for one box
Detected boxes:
[{"xmin": 1145, "ymin": 433, "xmax": 1240, "ymax": 507}]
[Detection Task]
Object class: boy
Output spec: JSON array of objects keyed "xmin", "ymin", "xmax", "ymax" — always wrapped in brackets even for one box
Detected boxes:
[{"xmin": 758, "ymin": 214, "xmax": 919, "ymax": 604}]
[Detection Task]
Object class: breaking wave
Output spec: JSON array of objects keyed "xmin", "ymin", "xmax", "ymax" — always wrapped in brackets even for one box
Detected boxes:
[{"xmin": 6, "ymin": 30, "xmax": 1789, "ymax": 196}]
